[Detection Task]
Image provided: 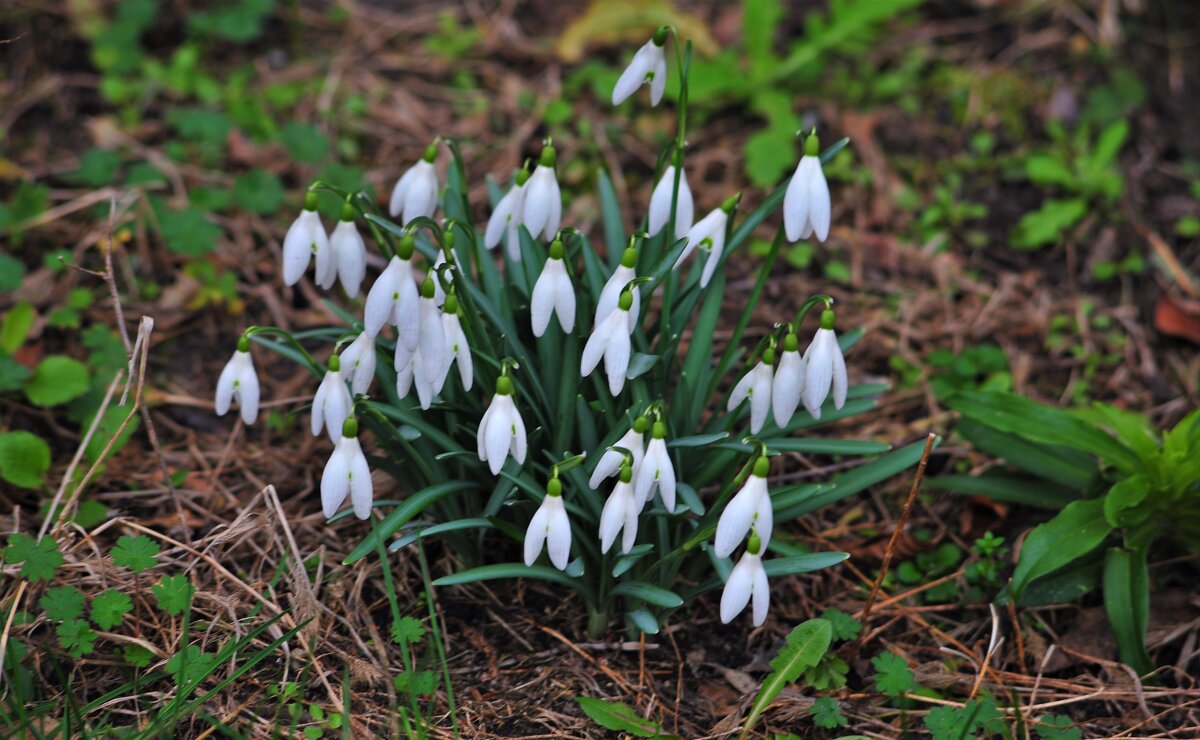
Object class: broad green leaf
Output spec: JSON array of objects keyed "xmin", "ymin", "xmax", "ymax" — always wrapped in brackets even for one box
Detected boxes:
[
  {"xmin": 597, "ymin": 169, "xmax": 627, "ymax": 268},
  {"xmin": 743, "ymin": 619, "xmax": 833, "ymax": 733},
  {"xmin": 1089, "ymin": 120, "xmax": 1129, "ymax": 171},
  {"xmin": 625, "ymin": 352, "xmax": 658, "ymax": 380},
  {"xmin": 763, "ymin": 552, "xmax": 849, "ymax": 578},
  {"xmin": 610, "ymin": 581, "xmax": 683, "ymax": 608},
  {"xmin": 626, "ymin": 608, "xmax": 659, "ymax": 635},
  {"xmin": 1, "ymin": 302, "xmax": 34, "ymax": 354},
  {"xmin": 388, "ymin": 518, "xmax": 494, "ymax": 551},
  {"xmin": 158, "ymin": 205, "xmax": 222, "ymax": 256},
  {"xmin": 1010, "ymin": 198, "xmax": 1087, "ymax": 250},
  {"xmin": 1103, "ymin": 546, "xmax": 1152, "ymax": 676},
  {"xmin": 0, "ymin": 431, "xmax": 51, "ymax": 489},
  {"xmin": 925, "ymin": 472, "xmax": 1078, "ymax": 510},
  {"xmin": 1077, "ymin": 403, "xmax": 1160, "ymax": 462},
  {"xmin": 954, "ymin": 417, "xmax": 1095, "ymax": 490},
  {"xmin": 949, "ymin": 391, "xmax": 1141, "ymax": 475},
  {"xmin": 280, "ymin": 122, "xmax": 329, "ymax": 164},
  {"xmin": 777, "ymin": 437, "xmax": 936, "ymax": 520},
  {"xmin": 0, "ymin": 253, "xmax": 26, "ymax": 291},
  {"xmin": 24, "ymin": 355, "xmax": 89, "ymax": 407},
  {"xmin": 763, "ymin": 438, "xmax": 890, "ymax": 456},
  {"xmin": 433, "ymin": 563, "xmax": 593, "ymax": 602},
  {"xmin": 1102, "ymin": 475, "xmax": 1151, "ymax": 528},
  {"xmin": 344, "ymin": 481, "xmax": 477, "ymax": 564},
  {"xmin": 1011, "ymin": 498, "xmax": 1113, "ymax": 599},
  {"xmin": 1007, "ymin": 553, "xmax": 1103, "ymax": 607},
  {"xmin": 1024, "ymin": 155, "xmax": 1075, "ymax": 187},
  {"xmin": 668, "ymin": 432, "xmax": 729, "ymax": 448},
  {"xmin": 575, "ymin": 697, "xmax": 661, "ymax": 737}
]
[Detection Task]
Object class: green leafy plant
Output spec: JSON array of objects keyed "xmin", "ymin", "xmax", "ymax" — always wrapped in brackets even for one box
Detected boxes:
[
  {"xmin": 1011, "ymin": 120, "xmax": 1128, "ymax": 250},
  {"xmin": 577, "ymin": 697, "xmax": 672, "ymax": 738},
  {"xmin": 743, "ymin": 617, "xmax": 833, "ymax": 734},
  {"xmin": 936, "ymin": 390, "xmax": 1200, "ymax": 675},
  {"xmin": 232, "ymin": 29, "xmax": 925, "ymax": 641}
]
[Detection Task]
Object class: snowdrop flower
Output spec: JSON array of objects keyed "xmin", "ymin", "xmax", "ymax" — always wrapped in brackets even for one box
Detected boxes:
[
  {"xmin": 772, "ymin": 332, "xmax": 805, "ymax": 428},
  {"xmin": 440, "ymin": 292, "xmax": 473, "ymax": 391},
  {"xmin": 648, "ymin": 163, "xmax": 694, "ymax": 239},
  {"xmin": 802, "ymin": 309, "xmax": 848, "ymax": 420},
  {"xmin": 394, "ymin": 341, "xmax": 415, "ymax": 399},
  {"xmin": 634, "ymin": 421, "xmax": 676, "ymax": 512},
  {"xmin": 485, "ymin": 167, "xmax": 530, "ymax": 261},
  {"xmin": 589, "ymin": 416, "xmax": 649, "ymax": 489},
  {"xmin": 282, "ymin": 192, "xmax": 330, "ymax": 287},
  {"xmin": 581, "ymin": 288, "xmax": 634, "ymax": 396},
  {"xmin": 521, "ymin": 144, "xmax": 562, "ymax": 241},
  {"xmin": 598, "ymin": 464, "xmax": 639, "ymax": 554},
  {"xmin": 783, "ymin": 132, "xmax": 831, "ymax": 243},
  {"xmin": 595, "ymin": 246, "xmax": 640, "ymax": 331},
  {"xmin": 388, "ymin": 142, "xmax": 440, "ymax": 225},
  {"xmin": 477, "ymin": 375, "xmax": 527, "ymax": 475},
  {"xmin": 328, "ymin": 204, "xmax": 367, "ymax": 296},
  {"xmin": 714, "ymin": 456, "xmax": 774, "ymax": 558},
  {"xmin": 215, "ymin": 336, "xmax": 260, "ymax": 425},
  {"xmin": 524, "ymin": 478, "xmax": 571, "ymax": 570},
  {"xmin": 363, "ymin": 235, "xmax": 419, "ymax": 346},
  {"xmin": 431, "ymin": 248, "xmax": 448, "ymax": 306},
  {"xmin": 338, "ymin": 332, "xmax": 376, "ymax": 396},
  {"xmin": 320, "ymin": 417, "xmax": 373, "ymax": 520},
  {"xmin": 531, "ymin": 238, "xmax": 576, "ymax": 336},
  {"xmin": 411, "ymin": 277, "xmax": 447, "ymax": 410},
  {"xmin": 312, "ymin": 355, "xmax": 353, "ymax": 443},
  {"xmin": 612, "ymin": 30, "xmax": 668, "ymax": 106},
  {"xmin": 677, "ymin": 194, "xmax": 737, "ymax": 287},
  {"xmin": 728, "ymin": 346, "xmax": 775, "ymax": 434},
  {"xmin": 720, "ymin": 533, "xmax": 770, "ymax": 626}
]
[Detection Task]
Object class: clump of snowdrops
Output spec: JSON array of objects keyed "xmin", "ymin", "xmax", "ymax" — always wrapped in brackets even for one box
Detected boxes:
[{"xmin": 215, "ymin": 29, "xmax": 927, "ymax": 635}]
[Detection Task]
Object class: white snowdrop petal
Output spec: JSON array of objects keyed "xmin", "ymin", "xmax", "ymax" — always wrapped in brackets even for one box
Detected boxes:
[
  {"xmin": 783, "ymin": 158, "xmax": 811, "ymax": 243},
  {"xmin": 621, "ymin": 499, "xmax": 639, "ymax": 554},
  {"xmin": 311, "ymin": 377, "xmax": 329, "ymax": 437},
  {"xmin": 282, "ymin": 211, "xmax": 322, "ymax": 286},
  {"xmin": 581, "ymin": 313, "xmax": 617, "ymax": 376},
  {"xmin": 402, "ymin": 163, "xmax": 439, "ymax": 223},
  {"xmin": 320, "ymin": 446, "xmax": 349, "ymax": 519},
  {"xmin": 412, "ymin": 352, "xmax": 436, "ymax": 410},
  {"xmin": 215, "ymin": 357, "xmax": 238, "ymax": 416},
  {"xmin": 598, "ymin": 486, "xmax": 628, "ymax": 554},
  {"xmin": 831, "ymin": 335, "xmax": 848, "ymax": 410},
  {"xmin": 657, "ymin": 451, "xmax": 676, "ymax": 512},
  {"xmin": 803, "ymin": 330, "xmax": 836, "ymax": 418},
  {"xmin": 649, "ymin": 53, "xmax": 667, "ymax": 105},
  {"xmin": 675, "ymin": 171, "xmax": 695, "ymax": 239},
  {"xmin": 754, "ymin": 491, "xmax": 775, "ymax": 549},
  {"xmin": 749, "ymin": 363, "xmax": 773, "ymax": 434},
  {"xmin": 546, "ymin": 502, "xmax": 571, "ymax": 570},
  {"xmin": 727, "ymin": 370, "xmax": 754, "ymax": 412},
  {"xmin": 523, "ymin": 504, "xmax": 550, "ymax": 567},
  {"xmin": 522, "ymin": 168, "xmax": 554, "ymax": 239},
  {"xmin": 555, "ymin": 270, "xmax": 576, "ymax": 333},
  {"xmin": 237, "ymin": 360, "xmax": 260, "ymax": 425},
  {"xmin": 612, "ymin": 44, "xmax": 651, "ymax": 105},
  {"xmin": 772, "ymin": 352, "xmax": 803, "ymax": 428},
  {"xmin": 604, "ymin": 324, "xmax": 631, "ymax": 395},
  {"xmin": 648, "ymin": 166, "xmax": 676, "ymax": 236},
  {"xmin": 714, "ymin": 477, "xmax": 765, "ymax": 558},
  {"xmin": 633, "ymin": 445, "xmax": 658, "ymax": 507},
  {"xmin": 348, "ymin": 441, "xmax": 373, "ymax": 520},
  {"xmin": 486, "ymin": 187, "xmax": 519, "ymax": 249},
  {"xmin": 455, "ymin": 332, "xmax": 473, "ymax": 390},
  {"xmin": 510, "ymin": 405, "xmax": 527, "ymax": 464},
  {"xmin": 544, "ymin": 177, "xmax": 562, "ymax": 239},
  {"xmin": 324, "ymin": 377, "xmax": 352, "ymax": 442},
  {"xmin": 700, "ymin": 229, "xmax": 725, "ymax": 288},
  {"xmin": 751, "ymin": 558, "xmax": 770, "ymax": 626},
  {"xmin": 530, "ymin": 262, "xmax": 557, "ymax": 337},
  {"xmin": 389, "ymin": 166, "xmax": 418, "ymax": 217},
  {"xmin": 330, "ymin": 221, "xmax": 367, "ymax": 297},
  {"xmin": 477, "ymin": 402, "xmax": 496, "ymax": 461},
  {"xmin": 484, "ymin": 401, "xmax": 513, "ymax": 474},
  {"xmin": 720, "ymin": 558, "xmax": 754, "ymax": 624},
  {"xmin": 807, "ymin": 159, "xmax": 832, "ymax": 242}
]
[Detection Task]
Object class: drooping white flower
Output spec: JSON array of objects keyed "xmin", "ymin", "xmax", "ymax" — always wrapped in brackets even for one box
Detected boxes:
[
  {"xmin": 329, "ymin": 209, "xmax": 367, "ymax": 297},
  {"xmin": 598, "ymin": 465, "xmax": 639, "ymax": 554},
  {"xmin": 589, "ymin": 417, "xmax": 649, "ymax": 489},
  {"xmin": 312, "ymin": 356, "xmax": 353, "ymax": 443},
  {"xmin": 771, "ymin": 332, "xmax": 805, "ymax": 428},
  {"xmin": 720, "ymin": 537, "xmax": 770, "ymax": 626},
  {"xmin": 440, "ymin": 292, "xmax": 473, "ymax": 391},
  {"xmin": 394, "ymin": 340, "xmax": 414, "ymax": 399},
  {"xmin": 338, "ymin": 332, "xmax": 377, "ymax": 396},
  {"xmin": 320, "ymin": 418, "xmax": 373, "ymax": 520},
  {"xmin": 802, "ymin": 309, "xmax": 848, "ymax": 420},
  {"xmin": 581, "ymin": 289, "xmax": 634, "ymax": 396},
  {"xmin": 477, "ymin": 376, "xmax": 527, "ymax": 475},
  {"xmin": 388, "ymin": 144, "xmax": 440, "ymax": 225},
  {"xmin": 531, "ymin": 239, "xmax": 576, "ymax": 336},
  {"xmin": 215, "ymin": 338, "xmax": 260, "ymax": 425},
  {"xmin": 410, "ymin": 279, "xmax": 447, "ymax": 410},
  {"xmin": 634, "ymin": 421, "xmax": 676, "ymax": 512},
  {"xmin": 595, "ymin": 249, "xmax": 640, "ymax": 331},
  {"xmin": 648, "ymin": 164, "xmax": 694, "ymax": 239},
  {"xmin": 728, "ymin": 349, "xmax": 775, "ymax": 434},
  {"xmin": 524, "ymin": 480, "xmax": 571, "ymax": 570},
  {"xmin": 485, "ymin": 168, "xmax": 530, "ymax": 261},
  {"xmin": 612, "ymin": 34, "xmax": 668, "ymax": 106},
  {"xmin": 363, "ymin": 236, "xmax": 419, "ymax": 345},
  {"xmin": 783, "ymin": 133, "xmax": 831, "ymax": 243},
  {"xmin": 714, "ymin": 456, "xmax": 774, "ymax": 558},
  {"xmin": 677, "ymin": 197, "xmax": 735, "ymax": 287},
  {"xmin": 431, "ymin": 248, "xmax": 448, "ymax": 306},
  {"xmin": 282, "ymin": 196, "xmax": 330, "ymax": 287},
  {"xmin": 521, "ymin": 144, "xmax": 562, "ymax": 241}
]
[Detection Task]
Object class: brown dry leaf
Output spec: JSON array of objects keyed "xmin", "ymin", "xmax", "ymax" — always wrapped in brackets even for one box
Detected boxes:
[
  {"xmin": 1154, "ymin": 293, "xmax": 1200, "ymax": 344},
  {"xmin": 555, "ymin": 0, "xmax": 717, "ymax": 62}
]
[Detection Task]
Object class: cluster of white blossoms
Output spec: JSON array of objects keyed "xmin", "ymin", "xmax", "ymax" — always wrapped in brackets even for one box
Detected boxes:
[{"xmin": 214, "ymin": 29, "xmax": 845, "ymax": 628}]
